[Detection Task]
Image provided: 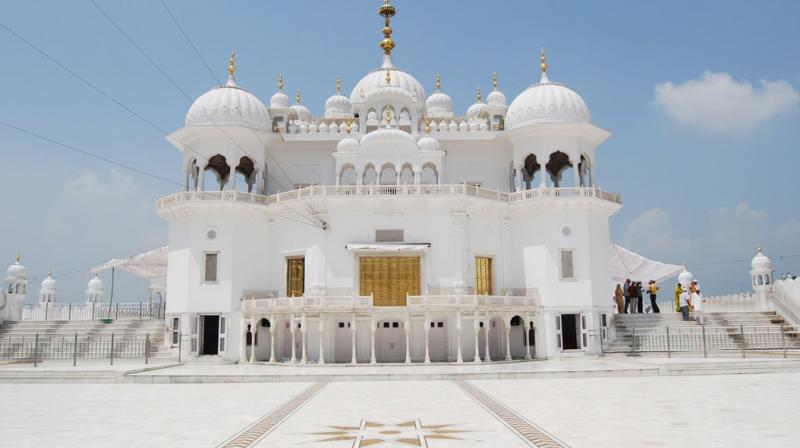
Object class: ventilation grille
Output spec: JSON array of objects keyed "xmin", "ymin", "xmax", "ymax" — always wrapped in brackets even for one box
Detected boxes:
[{"xmin": 375, "ymin": 229, "xmax": 404, "ymax": 242}]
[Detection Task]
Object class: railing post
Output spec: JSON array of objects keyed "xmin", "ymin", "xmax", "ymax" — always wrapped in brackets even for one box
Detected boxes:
[
  {"xmin": 110, "ymin": 332, "xmax": 115, "ymax": 366},
  {"xmin": 781, "ymin": 326, "xmax": 787, "ymax": 359},
  {"xmin": 115, "ymin": 302, "xmax": 119, "ymax": 320},
  {"xmin": 73, "ymin": 332, "xmax": 78, "ymax": 367},
  {"xmin": 666, "ymin": 327, "xmax": 671, "ymax": 358},
  {"xmin": 91, "ymin": 302, "xmax": 95, "ymax": 320},
  {"xmin": 139, "ymin": 302, "xmax": 143, "ymax": 320},
  {"xmin": 145, "ymin": 333, "xmax": 150, "ymax": 365},
  {"xmin": 44, "ymin": 302, "xmax": 49, "ymax": 320},
  {"xmin": 68, "ymin": 303, "xmax": 72, "ymax": 321},
  {"xmin": 740, "ymin": 324, "xmax": 746, "ymax": 358},
  {"xmin": 33, "ymin": 333, "xmax": 39, "ymax": 368},
  {"xmin": 701, "ymin": 325, "xmax": 707, "ymax": 358}
]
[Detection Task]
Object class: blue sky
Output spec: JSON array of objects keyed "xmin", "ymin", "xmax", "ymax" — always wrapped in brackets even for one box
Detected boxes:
[{"xmin": 2, "ymin": 0, "xmax": 799, "ymax": 301}]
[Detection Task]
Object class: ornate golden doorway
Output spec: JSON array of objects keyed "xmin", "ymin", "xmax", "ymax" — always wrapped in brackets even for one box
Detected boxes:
[{"xmin": 359, "ymin": 257, "xmax": 420, "ymax": 306}]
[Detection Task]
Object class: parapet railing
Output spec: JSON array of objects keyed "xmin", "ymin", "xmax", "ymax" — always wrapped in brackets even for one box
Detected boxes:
[
  {"xmin": 0, "ymin": 333, "xmax": 158, "ymax": 366},
  {"xmin": 21, "ymin": 302, "xmax": 165, "ymax": 321},
  {"xmin": 156, "ymin": 185, "xmax": 621, "ymax": 209},
  {"xmin": 405, "ymin": 294, "xmax": 539, "ymax": 308},
  {"xmin": 631, "ymin": 325, "xmax": 800, "ymax": 358},
  {"xmin": 240, "ymin": 293, "xmax": 539, "ymax": 312},
  {"xmin": 241, "ymin": 295, "xmax": 375, "ymax": 312}
]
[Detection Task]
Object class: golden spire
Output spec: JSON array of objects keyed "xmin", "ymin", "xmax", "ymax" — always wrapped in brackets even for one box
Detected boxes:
[
  {"xmin": 336, "ymin": 77, "xmax": 341, "ymax": 95},
  {"xmin": 492, "ymin": 71, "xmax": 498, "ymax": 90},
  {"xmin": 228, "ymin": 49, "xmax": 236, "ymax": 79},
  {"xmin": 385, "ymin": 68, "xmax": 392, "ymax": 84},
  {"xmin": 476, "ymin": 86, "xmax": 482, "ymax": 102},
  {"xmin": 277, "ymin": 73, "xmax": 284, "ymax": 92},
  {"xmin": 424, "ymin": 117, "xmax": 431, "ymax": 134},
  {"xmin": 47, "ymin": 269, "xmax": 53, "ymax": 278},
  {"xmin": 539, "ymin": 48, "xmax": 548, "ymax": 73},
  {"xmin": 15, "ymin": 252, "xmax": 21, "ymax": 263},
  {"xmin": 384, "ymin": 108, "xmax": 392, "ymax": 127},
  {"xmin": 435, "ymin": 73, "xmax": 441, "ymax": 91},
  {"xmin": 378, "ymin": 0, "xmax": 396, "ymax": 56},
  {"xmin": 295, "ymin": 89, "xmax": 302, "ymax": 105},
  {"xmin": 345, "ymin": 118, "xmax": 353, "ymax": 134}
]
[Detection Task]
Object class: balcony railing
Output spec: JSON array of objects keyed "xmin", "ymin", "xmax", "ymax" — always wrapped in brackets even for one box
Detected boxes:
[
  {"xmin": 157, "ymin": 185, "xmax": 621, "ymax": 209},
  {"xmin": 406, "ymin": 294, "xmax": 539, "ymax": 308},
  {"xmin": 22, "ymin": 302, "xmax": 165, "ymax": 321}
]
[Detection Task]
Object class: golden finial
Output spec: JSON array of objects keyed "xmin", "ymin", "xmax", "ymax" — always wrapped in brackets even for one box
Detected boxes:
[
  {"xmin": 277, "ymin": 73, "xmax": 284, "ymax": 92},
  {"xmin": 47, "ymin": 269, "xmax": 53, "ymax": 278},
  {"xmin": 15, "ymin": 252, "xmax": 21, "ymax": 263},
  {"xmin": 435, "ymin": 73, "xmax": 441, "ymax": 91},
  {"xmin": 228, "ymin": 49, "xmax": 236, "ymax": 79},
  {"xmin": 385, "ymin": 68, "xmax": 392, "ymax": 84},
  {"xmin": 384, "ymin": 108, "xmax": 392, "ymax": 126},
  {"xmin": 424, "ymin": 117, "xmax": 431, "ymax": 134},
  {"xmin": 336, "ymin": 77, "xmax": 341, "ymax": 95},
  {"xmin": 539, "ymin": 48, "xmax": 548, "ymax": 73},
  {"xmin": 757, "ymin": 244, "xmax": 763, "ymax": 254},
  {"xmin": 492, "ymin": 71, "xmax": 498, "ymax": 90},
  {"xmin": 345, "ymin": 118, "xmax": 353, "ymax": 134},
  {"xmin": 378, "ymin": 0, "xmax": 396, "ymax": 55},
  {"xmin": 476, "ymin": 86, "xmax": 482, "ymax": 102},
  {"xmin": 295, "ymin": 89, "xmax": 301, "ymax": 105}
]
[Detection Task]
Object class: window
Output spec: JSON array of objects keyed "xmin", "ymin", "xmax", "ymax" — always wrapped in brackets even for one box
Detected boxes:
[
  {"xmin": 560, "ymin": 250, "xmax": 575, "ymax": 280},
  {"xmin": 171, "ymin": 317, "xmax": 180, "ymax": 345},
  {"xmin": 475, "ymin": 257, "xmax": 493, "ymax": 295},
  {"xmin": 204, "ymin": 252, "xmax": 218, "ymax": 282},
  {"xmin": 287, "ymin": 257, "xmax": 305, "ymax": 297}
]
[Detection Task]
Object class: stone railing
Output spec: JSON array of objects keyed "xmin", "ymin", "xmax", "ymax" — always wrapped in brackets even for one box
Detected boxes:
[
  {"xmin": 21, "ymin": 302, "xmax": 165, "ymax": 321},
  {"xmin": 241, "ymin": 295, "xmax": 374, "ymax": 313},
  {"xmin": 405, "ymin": 294, "xmax": 539, "ymax": 308},
  {"xmin": 157, "ymin": 185, "xmax": 621, "ymax": 210}
]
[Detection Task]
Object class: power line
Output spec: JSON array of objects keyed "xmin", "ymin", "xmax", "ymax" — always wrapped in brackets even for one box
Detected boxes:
[{"xmin": 159, "ymin": 0, "xmax": 221, "ymax": 86}]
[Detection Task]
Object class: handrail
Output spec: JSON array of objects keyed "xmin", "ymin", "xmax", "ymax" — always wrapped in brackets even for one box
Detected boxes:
[{"xmin": 157, "ymin": 185, "xmax": 622, "ymax": 209}]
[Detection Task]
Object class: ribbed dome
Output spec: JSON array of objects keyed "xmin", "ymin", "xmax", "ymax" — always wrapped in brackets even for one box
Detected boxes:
[
  {"xmin": 360, "ymin": 127, "xmax": 416, "ymax": 147},
  {"xmin": 417, "ymin": 135, "xmax": 441, "ymax": 152},
  {"xmin": 270, "ymin": 91, "xmax": 290, "ymax": 109},
  {"xmin": 506, "ymin": 72, "xmax": 591, "ymax": 129},
  {"xmin": 290, "ymin": 104, "xmax": 311, "ymax": 123},
  {"xmin": 336, "ymin": 135, "xmax": 360, "ymax": 153},
  {"xmin": 325, "ymin": 94, "xmax": 353, "ymax": 119},
  {"xmin": 351, "ymin": 55, "xmax": 426, "ymax": 104},
  {"xmin": 466, "ymin": 102, "xmax": 487, "ymax": 120},
  {"xmin": 41, "ymin": 274, "xmax": 56, "ymax": 291},
  {"xmin": 426, "ymin": 92, "xmax": 452, "ymax": 117},
  {"xmin": 751, "ymin": 248, "xmax": 772, "ymax": 272},
  {"xmin": 487, "ymin": 89, "xmax": 507, "ymax": 107},
  {"xmin": 87, "ymin": 275, "xmax": 104, "ymax": 292},
  {"xmin": 186, "ymin": 78, "xmax": 269, "ymax": 130},
  {"xmin": 6, "ymin": 259, "xmax": 26, "ymax": 279}
]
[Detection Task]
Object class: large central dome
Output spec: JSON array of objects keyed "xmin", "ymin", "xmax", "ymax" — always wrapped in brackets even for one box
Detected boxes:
[{"xmin": 350, "ymin": 55, "xmax": 426, "ymax": 104}]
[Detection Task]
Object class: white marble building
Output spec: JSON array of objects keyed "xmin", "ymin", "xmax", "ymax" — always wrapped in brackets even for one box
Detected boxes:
[{"xmin": 154, "ymin": 1, "xmax": 622, "ymax": 363}]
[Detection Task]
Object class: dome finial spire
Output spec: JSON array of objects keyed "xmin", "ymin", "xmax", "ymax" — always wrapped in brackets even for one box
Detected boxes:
[
  {"xmin": 295, "ymin": 89, "xmax": 302, "ymax": 105},
  {"xmin": 384, "ymin": 108, "xmax": 392, "ymax": 127},
  {"xmin": 492, "ymin": 71, "xmax": 498, "ymax": 90},
  {"xmin": 15, "ymin": 252, "xmax": 21, "ymax": 263},
  {"xmin": 757, "ymin": 244, "xmax": 763, "ymax": 255},
  {"xmin": 277, "ymin": 73, "xmax": 284, "ymax": 92},
  {"xmin": 378, "ymin": 0, "xmax": 396, "ymax": 57},
  {"xmin": 476, "ymin": 86, "xmax": 482, "ymax": 102},
  {"xmin": 424, "ymin": 117, "xmax": 431, "ymax": 134},
  {"xmin": 228, "ymin": 49, "xmax": 236, "ymax": 80},
  {"xmin": 435, "ymin": 73, "xmax": 442, "ymax": 92},
  {"xmin": 540, "ymin": 48, "xmax": 548, "ymax": 73},
  {"xmin": 345, "ymin": 118, "xmax": 353, "ymax": 134},
  {"xmin": 336, "ymin": 76, "xmax": 341, "ymax": 95}
]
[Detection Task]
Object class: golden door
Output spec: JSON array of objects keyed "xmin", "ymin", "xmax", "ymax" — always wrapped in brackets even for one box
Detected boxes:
[
  {"xmin": 359, "ymin": 257, "xmax": 420, "ymax": 306},
  {"xmin": 475, "ymin": 256, "xmax": 492, "ymax": 295},
  {"xmin": 286, "ymin": 258, "xmax": 305, "ymax": 297}
]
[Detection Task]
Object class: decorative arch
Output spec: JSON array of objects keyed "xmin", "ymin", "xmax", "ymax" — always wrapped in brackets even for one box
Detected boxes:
[
  {"xmin": 362, "ymin": 163, "xmax": 377, "ymax": 185},
  {"xmin": 509, "ymin": 315, "xmax": 527, "ymax": 359},
  {"xmin": 522, "ymin": 154, "xmax": 541, "ymax": 190},
  {"xmin": 545, "ymin": 151, "xmax": 573, "ymax": 187},
  {"xmin": 399, "ymin": 163, "xmax": 414, "ymax": 185},
  {"xmin": 235, "ymin": 156, "xmax": 256, "ymax": 192},
  {"xmin": 379, "ymin": 163, "xmax": 398, "ymax": 185},
  {"xmin": 420, "ymin": 162, "xmax": 439, "ymax": 185},
  {"xmin": 205, "ymin": 154, "xmax": 230, "ymax": 191},
  {"xmin": 339, "ymin": 164, "xmax": 357, "ymax": 186},
  {"xmin": 579, "ymin": 154, "xmax": 593, "ymax": 187}
]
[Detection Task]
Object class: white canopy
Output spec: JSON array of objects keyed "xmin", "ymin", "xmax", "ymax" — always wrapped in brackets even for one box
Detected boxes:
[
  {"xmin": 90, "ymin": 246, "xmax": 168, "ymax": 281},
  {"xmin": 611, "ymin": 243, "xmax": 684, "ymax": 285}
]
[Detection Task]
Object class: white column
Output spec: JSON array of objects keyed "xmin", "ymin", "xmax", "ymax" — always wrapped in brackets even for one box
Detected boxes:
[
  {"xmin": 404, "ymin": 318, "xmax": 411, "ymax": 364},
  {"xmin": 301, "ymin": 315, "xmax": 307, "ymax": 364},
  {"xmin": 290, "ymin": 316, "xmax": 297, "ymax": 363},
  {"xmin": 473, "ymin": 318, "xmax": 481, "ymax": 363},
  {"xmin": 317, "ymin": 318, "xmax": 325, "ymax": 364},
  {"xmin": 538, "ymin": 153, "xmax": 547, "ymax": 188},
  {"xmin": 231, "ymin": 164, "xmax": 238, "ymax": 191},
  {"xmin": 571, "ymin": 156, "xmax": 580, "ymax": 187},
  {"xmin": 198, "ymin": 162, "xmax": 207, "ymax": 191},
  {"xmin": 484, "ymin": 320, "xmax": 492, "ymax": 362},
  {"xmin": 248, "ymin": 318, "xmax": 256, "ymax": 363},
  {"xmin": 370, "ymin": 319, "xmax": 377, "ymax": 364},
  {"xmin": 424, "ymin": 317, "xmax": 431, "ymax": 364},
  {"xmin": 505, "ymin": 319, "xmax": 512, "ymax": 361},
  {"xmin": 184, "ymin": 169, "xmax": 190, "ymax": 191},
  {"xmin": 525, "ymin": 321, "xmax": 533, "ymax": 360},
  {"xmin": 413, "ymin": 168, "xmax": 421, "ymax": 185},
  {"xmin": 351, "ymin": 316, "xmax": 358, "ymax": 365},
  {"xmin": 456, "ymin": 312, "xmax": 463, "ymax": 364},
  {"xmin": 239, "ymin": 317, "xmax": 247, "ymax": 362},
  {"xmin": 269, "ymin": 322, "xmax": 276, "ymax": 363}
]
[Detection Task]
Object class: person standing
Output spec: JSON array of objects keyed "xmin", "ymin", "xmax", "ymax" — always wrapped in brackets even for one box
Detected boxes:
[
  {"xmin": 623, "ymin": 279, "xmax": 632, "ymax": 313},
  {"xmin": 674, "ymin": 282, "xmax": 682, "ymax": 313},
  {"xmin": 628, "ymin": 280, "xmax": 638, "ymax": 314},
  {"xmin": 615, "ymin": 284, "xmax": 625, "ymax": 313},
  {"xmin": 679, "ymin": 288, "xmax": 690, "ymax": 321},
  {"xmin": 691, "ymin": 286, "xmax": 704, "ymax": 324},
  {"xmin": 636, "ymin": 281, "xmax": 644, "ymax": 313},
  {"xmin": 648, "ymin": 280, "xmax": 660, "ymax": 313}
]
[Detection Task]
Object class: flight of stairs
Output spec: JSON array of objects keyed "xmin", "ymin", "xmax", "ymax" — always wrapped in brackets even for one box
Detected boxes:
[
  {"xmin": 0, "ymin": 319, "xmax": 171, "ymax": 360},
  {"xmin": 607, "ymin": 311, "xmax": 796, "ymax": 353}
]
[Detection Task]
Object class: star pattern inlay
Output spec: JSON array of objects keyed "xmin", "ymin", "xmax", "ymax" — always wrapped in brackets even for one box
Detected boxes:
[{"xmin": 307, "ymin": 418, "xmax": 472, "ymax": 447}]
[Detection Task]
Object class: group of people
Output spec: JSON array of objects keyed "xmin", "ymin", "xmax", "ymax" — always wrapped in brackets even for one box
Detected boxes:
[
  {"xmin": 614, "ymin": 279, "xmax": 660, "ymax": 314},
  {"xmin": 676, "ymin": 280, "xmax": 703, "ymax": 321}
]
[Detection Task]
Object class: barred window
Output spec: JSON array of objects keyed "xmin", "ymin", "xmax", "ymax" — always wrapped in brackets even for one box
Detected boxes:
[
  {"xmin": 204, "ymin": 253, "xmax": 218, "ymax": 282},
  {"xmin": 560, "ymin": 250, "xmax": 575, "ymax": 280}
]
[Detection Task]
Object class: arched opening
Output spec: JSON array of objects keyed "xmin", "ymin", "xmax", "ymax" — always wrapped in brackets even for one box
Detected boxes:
[
  {"xmin": 376, "ymin": 320, "xmax": 406, "ymax": 363},
  {"xmin": 528, "ymin": 321, "xmax": 535, "ymax": 356},
  {"xmin": 362, "ymin": 164, "xmax": 377, "ymax": 185},
  {"xmin": 339, "ymin": 164, "xmax": 357, "ymax": 186},
  {"xmin": 545, "ymin": 151, "xmax": 573, "ymax": 188},
  {"xmin": 757, "ymin": 275, "xmax": 763, "ymax": 285},
  {"xmin": 578, "ymin": 155, "xmax": 592, "ymax": 187},
  {"xmin": 509, "ymin": 315, "xmax": 526, "ymax": 359},
  {"xmin": 382, "ymin": 106, "xmax": 396, "ymax": 127},
  {"xmin": 255, "ymin": 318, "xmax": 271, "ymax": 361},
  {"xmin": 235, "ymin": 156, "xmax": 256, "ymax": 192},
  {"xmin": 477, "ymin": 320, "xmax": 487, "ymax": 361},
  {"xmin": 204, "ymin": 154, "xmax": 230, "ymax": 191},
  {"xmin": 420, "ymin": 162, "xmax": 438, "ymax": 185},
  {"xmin": 399, "ymin": 163, "xmax": 414, "ymax": 185},
  {"xmin": 366, "ymin": 108, "xmax": 379, "ymax": 128},
  {"xmin": 488, "ymin": 317, "xmax": 505, "ymax": 360},
  {"xmin": 379, "ymin": 163, "xmax": 398, "ymax": 185},
  {"xmin": 187, "ymin": 159, "xmax": 198, "ymax": 191},
  {"xmin": 522, "ymin": 154, "xmax": 541, "ymax": 190},
  {"xmin": 398, "ymin": 108, "xmax": 411, "ymax": 131}
]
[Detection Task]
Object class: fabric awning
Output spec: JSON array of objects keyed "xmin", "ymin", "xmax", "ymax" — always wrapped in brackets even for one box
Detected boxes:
[
  {"xmin": 345, "ymin": 243, "xmax": 431, "ymax": 252},
  {"xmin": 611, "ymin": 243, "xmax": 685, "ymax": 284},
  {"xmin": 90, "ymin": 246, "xmax": 168, "ymax": 281}
]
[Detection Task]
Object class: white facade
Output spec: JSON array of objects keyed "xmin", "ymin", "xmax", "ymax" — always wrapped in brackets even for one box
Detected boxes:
[{"xmin": 157, "ymin": 2, "xmax": 621, "ymax": 363}]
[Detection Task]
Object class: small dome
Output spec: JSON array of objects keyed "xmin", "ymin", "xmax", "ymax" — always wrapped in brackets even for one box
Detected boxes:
[
  {"xmin": 337, "ymin": 135, "xmax": 360, "ymax": 153},
  {"xmin": 290, "ymin": 104, "xmax": 311, "ymax": 123},
  {"xmin": 360, "ymin": 127, "xmax": 416, "ymax": 148},
  {"xmin": 325, "ymin": 94, "xmax": 353, "ymax": 119},
  {"xmin": 6, "ymin": 256, "xmax": 26, "ymax": 279},
  {"xmin": 506, "ymin": 71, "xmax": 590, "ymax": 129},
  {"xmin": 87, "ymin": 274, "xmax": 104, "ymax": 292},
  {"xmin": 351, "ymin": 55, "xmax": 426, "ymax": 104},
  {"xmin": 425, "ymin": 74, "xmax": 452, "ymax": 118},
  {"xmin": 751, "ymin": 247, "xmax": 772, "ymax": 272},
  {"xmin": 186, "ymin": 77, "xmax": 269, "ymax": 130},
  {"xmin": 487, "ymin": 89, "xmax": 507, "ymax": 107},
  {"xmin": 270, "ymin": 91, "xmax": 289, "ymax": 109},
  {"xmin": 466, "ymin": 102, "xmax": 487, "ymax": 120},
  {"xmin": 417, "ymin": 135, "xmax": 440, "ymax": 152},
  {"xmin": 41, "ymin": 273, "xmax": 56, "ymax": 291}
]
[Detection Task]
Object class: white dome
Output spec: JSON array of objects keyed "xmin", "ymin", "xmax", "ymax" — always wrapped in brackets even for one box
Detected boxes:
[
  {"xmin": 360, "ymin": 127, "xmax": 416, "ymax": 148},
  {"xmin": 290, "ymin": 104, "xmax": 311, "ymax": 123},
  {"xmin": 41, "ymin": 274, "xmax": 56, "ymax": 291},
  {"xmin": 466, "ymin": 102, "xmax": 487, "ymax": 120},
  {"xmin": 87, "ymin": 275, "xmax": 104, "ymax": 292},
  {"xmin": 751, "ymin": 247, "xmax": 772, "ymax": 272},
  {"xmin": 506, "ymin": 72, "xmax": 591, "ymax": 129},
  {"xmin": 6, "ymin": 258, "xmax": 26, "ymax": 279},
  {"xmin": 186, "ymin": 78, "xmax": 269, "ymax": 130},
  {"xmin": 270, "ymin": 91, "xmax": 289, "ymax": 109},
  {"xmin": 325, "ymin": 94, "xmax": 353, "ymax": 119},
  {"xmin": 336, "ymin": 136, "xmax": 360, "ymax": 153},
  {"xmin": 426, "ymin": 92, "xmax": 452, "ymax": 117},
  {"xmin": 351, "ymin": 56, "xmax": 426, "ymax": 104},
  {"xmin": 487, "ymin": 89, "xmax": 507, "ymax": 107},
  {"xmin": 417, "ymin": 135, "xmax": 440, "ymax": 152}
]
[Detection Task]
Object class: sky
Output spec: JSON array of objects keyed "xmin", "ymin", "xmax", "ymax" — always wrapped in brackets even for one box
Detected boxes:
[{"xmin": 1, "ymin": 0, "xmax": 799, "ymax": 302}]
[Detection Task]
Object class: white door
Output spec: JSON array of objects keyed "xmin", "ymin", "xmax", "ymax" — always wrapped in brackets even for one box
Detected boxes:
[
  {"xmin": 580, "ymin": 313, "xmax": 588, "ymax": 351},
  {"xmin": 428, "ymin": 320, "xmax": 447, "ymax": 362},
  {"xmin": 191, "ymin": 315, "xmax": 199, "ymax": 354},
  {"xmin": 218, "ymin": 316, "xmax": 227, "ymax": 355},
  {"xmin": 335, "ymin": 321, "xmax": 352, "ymax": 362},
  {"xmin": 282, "ymin": 322, "xmax": 292, "ymax": 361},
  {"xmin": 377, "ymin": 321, "xmax": 404, "ymax": 362},
  {"xmin": 489, "ymin": 318, "xmax": 502, "ymax": 359},
  {"xmin": 555, "ymin": 314, "xmax": 563, "ymax": 351}
]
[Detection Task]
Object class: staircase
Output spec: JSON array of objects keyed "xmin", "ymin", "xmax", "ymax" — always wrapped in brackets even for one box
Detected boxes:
[
  {"xmin": 0, "ymin": 319, "xmax": 171, "ymax": 359},
  {"xmin": 607, "ymin": 311, "xmax": 797, "ymax": 353}
]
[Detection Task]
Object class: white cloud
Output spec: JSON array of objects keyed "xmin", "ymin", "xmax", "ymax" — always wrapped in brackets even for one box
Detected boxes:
[{"xmin": 654, "ymin": 71, "xmax": 799, "ymax": 134}]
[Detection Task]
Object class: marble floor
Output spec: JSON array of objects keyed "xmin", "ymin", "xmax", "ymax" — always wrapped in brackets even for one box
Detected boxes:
[{"xmin": 1, "ymin": 373, "xmax": 799, "ymax": 447}]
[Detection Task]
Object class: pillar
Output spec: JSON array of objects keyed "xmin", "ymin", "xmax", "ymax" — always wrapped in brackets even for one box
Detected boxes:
[
  {"xmin": 456, "ymin": 312, "xmax": 463, "ymax": 364},
  {"xmin": 290, "ymin": 317, "xmax": 297, "ymax": 363},
  {"xmin": 198, "ymin": 162, "xmax": 207, "ymax": 191},
  {"xmin": 473, "ymin": 318, "xmax": 481, "ymax": 363},
  {"xmin": 484, "ymin": 320, "xmax": 492, "ymax": 362},
  {"xmin": 231, "ymin": 163, "xmax": 238, "ymax": 191},
  {"xmin": 269, "ymin": 314, "xmax": 276, "ymax": 363},
  {"xmin": 571, "ymin": 156, "xmax": 580, "ymax": 187},
  {"xmin": 239, "ymin": 317, "xmax": 247, "ymax": 362},
  {"xmin": 539, "ymin": 153, "xmax": 547, "ymax": 188},
  {"xmin": 505, "ymin": 319, "xmax": 512, "ymax": 361},
  {"xmin": 525, "ymin": 322, "xmax": 533, "ymax": 361},
  {"xmin": 404, "ymin": 318, "xmax": 411, "ymax": 364},
  {"xmin": 248, "ymin": 318, "xmax": 256, "ymax": 363},
  {"xmin": 301, "ymin": 315, "xmax": 307, "ymax": 364},
  {"xmin": 452, "ymin": 213, "xmax": 469, "ymax": 294},
  {"xmin": 318, "ymin": 318, "xmax": 325, "ymax": 364},
  {"xmin": 370, "ymin": 319, "xmax": 377, "ymax": 364},
  {"xmin": 424, "ymin": 317, "xmax": 431, "ymax": 364},
  {"xmin": 351, "ymin": 315, "xmax": 358, "ymax": 365},
  {"xmin": 413, "ymin": 168, "xmax": 421, "ymax": 185}
]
